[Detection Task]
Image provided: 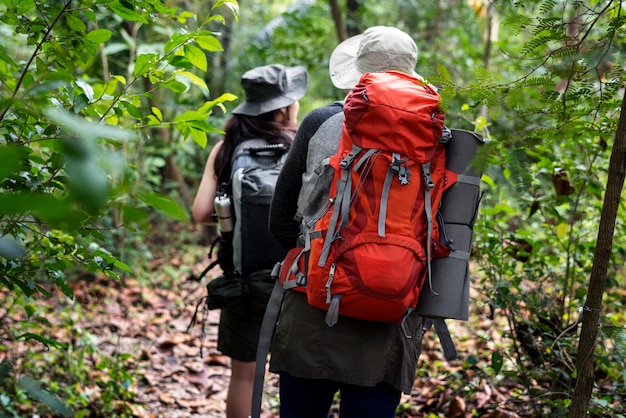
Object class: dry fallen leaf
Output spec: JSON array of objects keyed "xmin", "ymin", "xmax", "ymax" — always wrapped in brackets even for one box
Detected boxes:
[{"xmin": 447, "ymin": 396, "xmax": 467, "ymax": 418}]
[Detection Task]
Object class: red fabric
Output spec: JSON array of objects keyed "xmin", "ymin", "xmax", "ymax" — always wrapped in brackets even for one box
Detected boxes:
[
  {"xmin": 278, "ymin": 246, "xmax": 306, "ymax": 293},
  {"xmin": 342, "ymin": 71, "xmax": 445, "ymax": 159}
]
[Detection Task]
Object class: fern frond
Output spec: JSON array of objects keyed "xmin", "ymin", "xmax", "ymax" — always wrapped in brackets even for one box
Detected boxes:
[
  {"xmin": 550, "ymin": 45, "xmax": 579, "ymax": 60},
  {"xmin": 505, "ymin": 147, "xmax": 533, "ymax": 193},
  {"xmin": 539, "ymin": 0, "xmax": 558, "ymax": 18},
  {"xmin": 533, "ymin": 17, "xmax": 562, "ymax": 36},
  {"xmin": 522, "ymin": 34, "xmax": 558, "ymax": 55},
  {"xmin": 501, "ymin": 15, "xmax": 533, "ymax": 36},
  {"xmin": 521, "ymin": 75, "xmax": 555, "ymax": 88}
]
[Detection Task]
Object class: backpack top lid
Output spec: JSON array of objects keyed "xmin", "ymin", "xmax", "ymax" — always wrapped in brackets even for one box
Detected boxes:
[{"xmin": 342, "ymin": 70, "xmax": 445, "ymax": 159}]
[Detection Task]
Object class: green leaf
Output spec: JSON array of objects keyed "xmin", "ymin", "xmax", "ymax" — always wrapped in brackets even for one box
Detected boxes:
[
  {"xmin": 0, "ymin": 360, "xmax": 11, "ymax": 383},
  {"xmin": 108, "ymin": 0, "xmax": 149, "ymax": 24},
  {"xmin": 15, "ymin": 0, "xmax": 36, "ymax": 14},
  {"xmin": 491, "ymin": 351, "xmax": 504, "ymax": 375},
  {"xmin": 164, "ymin": 33, "xmax": 194, "ymax": 54},
  {"xmin": 198, "ymin": 93, "xmax": 238, "ymax": 114},
  {"xmin": 51, "ymin": 270, "xmax": 74, "ymax": 299},
  {"xmin": 556, "ymin": 222, "xmax": 569, "ymax": 240},
  {"xmin": 211, "ymin": 0, "xmax": 239, "ymax": 19},
  {"xmin": 0, "ymin": 144, "xmax": 27, "ymax": 180},
  {"xmin": 17, "ymin": 376, "xmax": 73, "ymax": 417},
  {"xmin": 100, "ymin": 252, "xmax": 134, "ymax": 274},
  {"xmin": 152, "ymin": 107, "xmax": 163, "ymax": 122},
  {"xmin": 196, "ymin": 35, "xmax": 224, "ymax": 52},
  {"xmin": 24, "ymin": 80, "xmax": 66, "ymax": 97},
  {"xmin": 85, "ymin": 29, "xmax": 112, "ymax": 44},
  {"xmin": 183, "ymin": 44, "xmax": 207, "ymax": 72},
  {"xmin": 65, "ymin": 12, "xmax": 86, "ymax": 33},
  {"xmin": 14, "ymin": 333, "xmax": 68, "ymax": 349},
  {"xmin": 172, "ymin": 110, "xmax": 205, "ymax": 122},
  {"xmin": 482, "ymin": 203, "xmax": 517, "ymax": 216},
  {"xmin": 65, "ymin": 156, "xmax": 109, "ymax": 213},
  {"xmin": 187, "ymin": 118, "xmax": 219, "ymax": 130},
  {"xmin": 120, "ymin": 100, "xmax": 143, "ymax": 119},
  {"xmin": 177, "ymin": 11, "xmax": 195, "ymax": 24},
  {"xmin": 44, "ymin": 107, "xmax": 134, "ymax": 142},
  {"xmin": 0, "ymin": 192, "xmax": 86, "ymax": 230},
  {"xmin": 76, "ymin": 79, "xmax": 95, "ymax": 102},
  {"xmin": 189, "ymin": 127, "xmax": 207, "ymax": 148},
  {"xmin": 138, "ymin": 192, "xmax": 189, "ymax": 221},
  {"xmin": 162, "ymin": 79, "xmax": 187, "ymax": 93},
  {"xmin": 175, "ymin": 71, "xmax": 209, "ymax": 93},
  {"xmin": 133, "ymin": 53, "xmax": 160, "ymax": 78},
  {"xmin": 166, "ymin": 55, "xmax": 194, "ymax": 69}
]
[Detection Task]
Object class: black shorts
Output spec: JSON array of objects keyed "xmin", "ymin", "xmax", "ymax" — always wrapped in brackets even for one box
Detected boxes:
[{"xmin": 217, "ymin": 305, "xmax": 266, "ymax": 362}]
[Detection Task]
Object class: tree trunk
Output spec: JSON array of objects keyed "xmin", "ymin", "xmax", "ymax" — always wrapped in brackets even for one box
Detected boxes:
[
  {"xmin": 346, "ymin": 0, "xmax": 362, "ymax": 37},
  {"xmin": 328, "ymin": 0, "xmax": 347, "ymax": 42},
  {"xmin": 568, "ymin": 87, "xmax": 626, "ymax": 416}
]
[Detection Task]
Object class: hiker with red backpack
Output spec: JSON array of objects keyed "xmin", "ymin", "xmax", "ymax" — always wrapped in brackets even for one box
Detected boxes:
[
  {"xmin": 192, "ymin": 64, "xmax": 308, "ymax": 418},
  {"xmin": 265, "ymin": 27, "xmax": 433, "ymax": 417}
]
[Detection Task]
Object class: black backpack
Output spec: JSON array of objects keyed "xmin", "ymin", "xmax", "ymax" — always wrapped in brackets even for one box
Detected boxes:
[{"xmin": 191, "ymin": 139, "xmax": 289, "ymax": 310}]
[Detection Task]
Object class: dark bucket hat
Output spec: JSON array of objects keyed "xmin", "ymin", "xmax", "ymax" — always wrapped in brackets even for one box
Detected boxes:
[{"xmin": 232, "ymin": 64, "xmax": 309, "ymax": 116}]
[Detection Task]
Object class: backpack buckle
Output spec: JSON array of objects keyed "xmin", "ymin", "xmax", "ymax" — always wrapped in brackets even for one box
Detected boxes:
[{"xmin": 390, "ymin": 156, "xmax": 411, "ymax": 185}]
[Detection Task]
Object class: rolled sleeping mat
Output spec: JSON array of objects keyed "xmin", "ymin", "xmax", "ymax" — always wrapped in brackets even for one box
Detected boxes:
[{"xmin": 416, "ymin": 129, "xmax": 487, "ymax": 320}]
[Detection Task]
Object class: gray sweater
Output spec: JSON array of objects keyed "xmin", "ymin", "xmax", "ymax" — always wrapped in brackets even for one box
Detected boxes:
[{"xmin": 269, "ymin": 102, "xmax": 344, "ymax": 250}]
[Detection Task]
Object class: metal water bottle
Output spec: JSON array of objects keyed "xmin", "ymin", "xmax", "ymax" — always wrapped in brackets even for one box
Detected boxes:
[{"xmin": 214, "ymin": 193, "xmax": 234, "ymax": 233}]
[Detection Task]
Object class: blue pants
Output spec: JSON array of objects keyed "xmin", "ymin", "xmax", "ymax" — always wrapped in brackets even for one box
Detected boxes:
[{"xmin": 278, "ymin": 372, "xmax": 402, "ymax": 418}]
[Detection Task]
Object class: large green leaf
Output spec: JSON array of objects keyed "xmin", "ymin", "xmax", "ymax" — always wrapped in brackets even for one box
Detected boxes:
[
  {"xmin": 138, "ymin": 192, "xmax": 189, "ymax": 221},
  {"xmin": 17, "ymin": 376, "xmax": 73, "ymax": 417}
]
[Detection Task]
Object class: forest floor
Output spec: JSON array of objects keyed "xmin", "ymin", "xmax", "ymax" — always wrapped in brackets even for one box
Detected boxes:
[
  {"xmin": 4, "ymin": 221, "xmax": 620, "ymax": 417},
  {"xmin": 54, "ymin": 255, "xmax": 524, "ymax": 418}
]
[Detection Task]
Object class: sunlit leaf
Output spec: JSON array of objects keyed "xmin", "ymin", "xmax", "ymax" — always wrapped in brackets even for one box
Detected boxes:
[
  {"xmin": 133, "ymin": 53, "xmax": 160, "ymax": 78},
  {"xmin": 152, "ymin": 106, "xmax": 163, "ymax": 121},
  {"xmin": 85, "ymin": 28, "xmax": 112, "ymax": 44},
  {"xmin": 108, "ymin": 0, "xmax": 149, "ymax": 24},
  {"xmin": 196, "ymin": 35, "xmax": 224, "ymax": 52},
  {"xmin": 556, "ymin": 222, "xmax": 569, "ymax": 240},
  {"xmin": 183, "ymin": 44, "xmax": 207, "ymax": 72},
  {"xmin": 189, "ymin": 127, "xmax": 207, "ymax": 148},
  {"xmin": 175, "ymin": 71, "xmax": 209, "ymax": 93},
  {"xmin": 177, "ymin": 10, "xmax": 195, "ymax": 24}
]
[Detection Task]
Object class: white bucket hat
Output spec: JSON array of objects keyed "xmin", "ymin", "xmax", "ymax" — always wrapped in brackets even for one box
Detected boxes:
[{"xmin": 329, "ymin": 26, "xmax": 420, "ymax": 90}]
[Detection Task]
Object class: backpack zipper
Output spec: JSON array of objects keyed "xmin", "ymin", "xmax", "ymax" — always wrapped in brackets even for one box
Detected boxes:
[{"xmin": 325, "ymin": 263, "xmax": 336, "ymax": 304}]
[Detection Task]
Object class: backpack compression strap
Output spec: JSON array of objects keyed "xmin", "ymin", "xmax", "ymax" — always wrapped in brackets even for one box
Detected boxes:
[
  {"xmin": 423, "ymin": 317, "xmax": 458, "ymax": 360},
  {"xmin": 422, "ymin": 162, "xmax": 436, "ymax": 295},
  {"xmin": 378, "ymin": 152, "xmax": 405, "ymax": 237}
]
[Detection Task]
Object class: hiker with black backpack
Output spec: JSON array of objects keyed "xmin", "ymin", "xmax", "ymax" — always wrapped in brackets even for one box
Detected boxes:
[
  {"xmin": 192, "ymin": 63, "xmax": 308, "ymax": 418},
  {"xmin": 261, "ymin": 27, "xmax": 430, "ymax": 418}
]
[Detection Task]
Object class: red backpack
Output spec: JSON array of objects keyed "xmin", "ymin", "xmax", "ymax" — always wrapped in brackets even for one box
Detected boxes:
[{"xmin": 282, "ymin": 71, "xmax": 457, "ymax": 326}]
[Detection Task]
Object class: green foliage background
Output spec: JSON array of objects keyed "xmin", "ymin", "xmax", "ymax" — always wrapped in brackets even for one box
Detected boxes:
[{"xmin": 1, "ymin": 0, "xmax": 625, "ymax": 416}]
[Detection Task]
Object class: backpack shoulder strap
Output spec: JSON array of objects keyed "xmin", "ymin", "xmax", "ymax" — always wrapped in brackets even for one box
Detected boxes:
[{"xmin": 251, "ymin": 263, "xmax": 285, "ymax": 418}]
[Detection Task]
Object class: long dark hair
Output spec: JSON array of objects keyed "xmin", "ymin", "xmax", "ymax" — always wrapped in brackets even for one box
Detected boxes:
[{"xmin": 214, "ymin": 110, "xmax": 297, "ymax": 184}]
